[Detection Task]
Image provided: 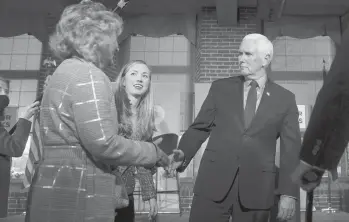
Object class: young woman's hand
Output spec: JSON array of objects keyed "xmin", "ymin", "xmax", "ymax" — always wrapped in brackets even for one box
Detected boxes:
[
  {"xmin": 19, "ymin": 101, "xmax": 40, "ymax": 120},
  {"xmin": 148, "ymin": 198, "xmax": 158, "ymax": 221}
]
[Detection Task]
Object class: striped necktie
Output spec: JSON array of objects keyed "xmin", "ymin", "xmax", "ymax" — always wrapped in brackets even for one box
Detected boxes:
[
  {"xmin": 244, "ymin": 80, "xmax": 258, "ymax": 128},
  {"xmin": 22, "ymin": 114, "xmax": 43, "ymax": 189}
]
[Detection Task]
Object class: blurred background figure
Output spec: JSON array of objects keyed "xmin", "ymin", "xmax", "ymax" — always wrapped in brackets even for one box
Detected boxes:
[{"xmin": 0, "ymin": 76, "xmax": 39, "ymax": 218}]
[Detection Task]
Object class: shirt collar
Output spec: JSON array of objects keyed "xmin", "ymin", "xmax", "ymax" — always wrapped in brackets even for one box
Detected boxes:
[{"xmin": 244, "ymin": 75, "xmax": 267, "ymax": 88}]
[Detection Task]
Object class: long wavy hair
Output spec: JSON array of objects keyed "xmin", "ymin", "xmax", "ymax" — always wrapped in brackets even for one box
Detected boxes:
[
  {"xmin": 49, "ymin": 1, "xmax": 123, "ymax": 69},
  {"xmin": 114, "ymin": 60, "xmax": 155, "ymax": 141}
]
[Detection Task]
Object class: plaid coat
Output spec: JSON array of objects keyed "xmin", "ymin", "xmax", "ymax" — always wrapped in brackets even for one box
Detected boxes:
[{"xmin": 25, "ymin": 58, "xmax": 158, "ymax": 222}]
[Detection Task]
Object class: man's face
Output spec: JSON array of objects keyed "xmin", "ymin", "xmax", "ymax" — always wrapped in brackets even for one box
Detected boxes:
[
  {"xmin": 0, "ymin": 79, "xmax": 9, "ymax": 96},
  {"xmin": 238, "ymin": 39, "xmax": 267, "ymax": 78}
]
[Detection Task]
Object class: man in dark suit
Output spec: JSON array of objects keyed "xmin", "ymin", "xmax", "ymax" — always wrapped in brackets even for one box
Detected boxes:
[
  {"xmin": 0, "ymin": 77, "xmax": 39, "ymax": 218},
  {"xmin": 168, "ymin": 33, "xmax": 301, "ymax": 222},
  {"xmin": 291, "ymin": 28, "xmax": 349, "ymax": 192}
]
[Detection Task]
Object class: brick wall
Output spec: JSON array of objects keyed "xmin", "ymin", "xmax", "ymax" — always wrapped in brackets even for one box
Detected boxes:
[
  {"xmin": 196, "ymin": 7, "xmax": 258, "ymax": 82},
  {"xmin": 7, "ymin": 185, "xmax": 26, "ymax": 216}
]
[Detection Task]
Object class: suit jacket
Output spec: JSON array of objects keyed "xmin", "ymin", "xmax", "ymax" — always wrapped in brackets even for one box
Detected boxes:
[
  {"xmin": 0, "ymin": 118, "xmax": 32, "ymax": 158},
  {"xmin": 25, "ymin": 58, "xmax": 159, "ymax": 222},
  {"xmin": 177, "ymin": 76, "xmax": 301, "ymax": 209},
  {"xmin": 300, "ymin": 28, "xmax": 349, "ymax": 171},
  {"xmin": 0, "ymin": 118, "xmax": 31, "ymax": 218}
]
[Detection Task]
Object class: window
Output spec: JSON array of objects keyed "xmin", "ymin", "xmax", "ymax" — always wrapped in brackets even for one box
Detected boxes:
[
  {"xmin": 0, "ymin": 34, "xmax": 42, "ymax": 70},
  {"xmin": 272, "ymin": 36, "xmax": 335, "ymax": 72},
  {"xmin": 130, "ymin": 35, "xmax": 189, "ymax": 66}
]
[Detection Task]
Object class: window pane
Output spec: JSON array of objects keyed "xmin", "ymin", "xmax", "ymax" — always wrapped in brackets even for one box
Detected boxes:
[
  {"xmin": 272, "ymin": 36, "xmax": 335, "ymax": 72},
  {"xmin": 0, "ymin": 34, "xmax": 42, "ymax": 71}
]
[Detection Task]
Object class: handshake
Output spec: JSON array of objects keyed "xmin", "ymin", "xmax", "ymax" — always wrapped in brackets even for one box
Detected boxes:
[{"xmin": 152, "ymin": 134, "xmax": 185, "ymax": 177}]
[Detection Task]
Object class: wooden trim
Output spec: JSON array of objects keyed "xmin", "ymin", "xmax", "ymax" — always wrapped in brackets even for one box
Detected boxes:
[
  {"xmin": 258, "ymin": 19, "xmax": 264, "ymax": 34},
  {"xmin": 0, "ymin": 71, "xmax": 39, "ymax": 79},
  {"xmin": 257, "ymin": 0, "xmax": 271, "ymax": 20},
  {"xmin": 150, "ymin": 66, "xmax": 190, "ymax": 74},
  {"xmin": 216, "ymin": 0, "xmax": 238, "ymax": 26},
  {"xmin": 269, "ymin": 71, "xmax": 323, "ymax": 81}
]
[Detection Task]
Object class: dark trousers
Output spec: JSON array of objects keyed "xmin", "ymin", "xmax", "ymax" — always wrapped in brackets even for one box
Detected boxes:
[
  {"xmin": 0, "ymin": 156, "xmax": 11, "ymax": 218},
  {"xmin": 189, "ymin": 171, "xmax": 270, "ymax": 222},
  {"xmin": 114, "ymin": 195, "xmax": 135, "ymax": 222}
]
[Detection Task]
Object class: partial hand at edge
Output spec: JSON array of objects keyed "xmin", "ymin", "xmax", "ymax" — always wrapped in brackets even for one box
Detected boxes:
[
  {"xmin": 19, "ymin": 101, "xmax": 40, "ymax": 120},
  {"xmin": 291, "ymin": 161, "xmax": 324, "ymax": 192},
  {"xmin": 148, "ymin": 198, "xmax": 158, "ymax": 221}
]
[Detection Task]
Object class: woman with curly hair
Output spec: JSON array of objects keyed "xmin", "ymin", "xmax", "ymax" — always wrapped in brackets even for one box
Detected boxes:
[
  {"xmin": 24, "ymin": 2, "xmax": 169, "ymax": 222},
  {"xmin": 113, "ymin": 60, "xmax": 158, "ymax": 222}
]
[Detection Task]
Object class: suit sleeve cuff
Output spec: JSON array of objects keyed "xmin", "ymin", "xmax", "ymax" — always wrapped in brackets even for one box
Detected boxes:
[
  {"xmin": 301, "ymin": 160, "xmax": 325, "ymax": 171},
  {"xmin": 176, "ymin": 155, "xmax": 187, "ymax": 173}
]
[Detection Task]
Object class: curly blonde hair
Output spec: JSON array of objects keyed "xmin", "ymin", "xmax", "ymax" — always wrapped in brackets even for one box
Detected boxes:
[{"xmin": 49, "ymin": 1, "xmax": 123, "ymax": 69}]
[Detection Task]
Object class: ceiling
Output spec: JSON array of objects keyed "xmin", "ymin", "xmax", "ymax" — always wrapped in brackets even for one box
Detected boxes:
[
  {"xmin": 283, "ymin": 0, "xmax": 349, "ymax": 16},
  {"xmin": 1, "ymin": 0, "xmax": 349, "ymax": 17},
  {"xmin": 0, "ymin": 0, "xmax": 256, "ymax": 16},
  {"xmin": 1, "ymin": 0, "xmax": 349, "ymax": 34}
]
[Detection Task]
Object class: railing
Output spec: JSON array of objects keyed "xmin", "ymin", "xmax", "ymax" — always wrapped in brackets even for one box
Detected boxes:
[
  {"xmin": 313, "ymin": 177, "xmax": 349, "ymax": 212},
  {"xmin": 134, "ymin": 177, "xmax": 195, "ymax": 214}
]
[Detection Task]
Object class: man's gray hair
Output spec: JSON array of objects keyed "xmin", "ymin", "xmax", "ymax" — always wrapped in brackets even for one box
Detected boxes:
[{"xmin": 242, "ymin": 33, "xmax": 274, "ymax": 60}]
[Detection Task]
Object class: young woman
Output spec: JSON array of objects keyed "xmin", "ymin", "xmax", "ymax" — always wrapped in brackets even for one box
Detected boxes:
[{"xmin": 113, "ymin": 60, "xmax": 158, "ymax": 222}]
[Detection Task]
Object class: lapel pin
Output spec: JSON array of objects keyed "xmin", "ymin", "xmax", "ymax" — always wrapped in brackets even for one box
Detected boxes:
[{"xmin": 266, "ymin": 92, "xmax": 270, "ymax": 96}]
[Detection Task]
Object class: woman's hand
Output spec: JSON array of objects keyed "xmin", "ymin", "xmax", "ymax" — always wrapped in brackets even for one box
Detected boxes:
[
  {"xmin": 148, "ymin": 198, "xmax": 158, "ymax": 221},
  {"xmin": 19, "ymin": 101, "xmax": 40, "ymax": 120}
]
